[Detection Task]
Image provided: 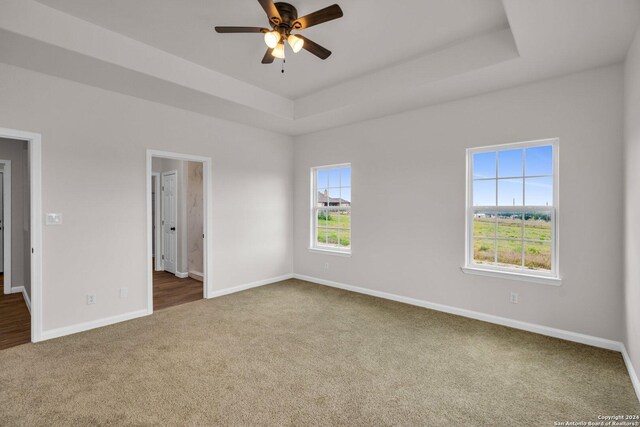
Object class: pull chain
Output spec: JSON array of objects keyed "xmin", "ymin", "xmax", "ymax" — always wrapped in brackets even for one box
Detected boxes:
[{"xmin": 281, "ymin": 58, "xmax": 286, "ymax": 74}]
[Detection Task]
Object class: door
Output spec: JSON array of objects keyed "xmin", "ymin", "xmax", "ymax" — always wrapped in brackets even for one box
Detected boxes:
[{"xmin": 161, "ymin": 171, "xmax": 177, "ymax": 274}]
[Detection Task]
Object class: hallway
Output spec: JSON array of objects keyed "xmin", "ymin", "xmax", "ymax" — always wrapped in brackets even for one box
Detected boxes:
[
  {"xmin": 153, "ymin": 270, "xmax": 202, "ymax": 311},
  {"xmin": 0, "ymin": 275, "xmax": 30, "ymax": 351}
]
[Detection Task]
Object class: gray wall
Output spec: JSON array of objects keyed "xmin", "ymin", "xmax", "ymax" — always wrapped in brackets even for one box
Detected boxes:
[
  {"xmin": 0, "ymin": 137, "xmax": 30, "ymax": 297},
  {"xmin": 294, "ymin": 64, "xmax": 625, "ymax": 342},
  {"xmin": 0, "ymin": 62, "xmax": 294, "ymax": 332},
  {"xmin": 624, "ymin": 26, "xmax": 640, "ymax": 388}
]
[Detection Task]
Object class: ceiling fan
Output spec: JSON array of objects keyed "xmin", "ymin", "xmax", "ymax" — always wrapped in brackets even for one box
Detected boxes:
[{"xmin": 215, "ymin": 0, "xmax": 343, "ymax": 64}]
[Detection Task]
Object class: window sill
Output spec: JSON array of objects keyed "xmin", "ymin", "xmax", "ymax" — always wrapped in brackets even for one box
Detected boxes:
[
  {"xmin": 461, "ymin": 266, "xmax": 562, "ymax": 286},
  {"xmin": 308, "ymin": 247, "xmax": 352, "ymax": 257}
]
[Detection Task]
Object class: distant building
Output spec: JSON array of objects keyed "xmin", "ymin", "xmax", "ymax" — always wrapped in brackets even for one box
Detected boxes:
[{"xmin": 317, "ymin": 190, "xmax": 351, "ymax": 207}]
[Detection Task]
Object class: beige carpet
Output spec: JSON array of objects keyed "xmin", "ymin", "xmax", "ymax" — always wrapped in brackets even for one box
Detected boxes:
[{"xmin": 1, "ymin": 279, "xmax": 638, "ymax": 426}]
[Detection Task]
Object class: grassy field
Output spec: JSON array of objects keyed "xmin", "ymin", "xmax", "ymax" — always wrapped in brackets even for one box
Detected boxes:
[
  {"xmin": 317, "ymin": 211, "xmax": 351, "ymax": 247},
  {"xmin": 474, "ymin": 216, "xmax": 551, "ymax": 240},
  {"xmin": 473, "ymin": 216, "xmax": 551, "ymax": 270}
]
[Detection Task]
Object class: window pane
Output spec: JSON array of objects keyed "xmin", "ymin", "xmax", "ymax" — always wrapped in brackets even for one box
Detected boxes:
[
  {"xmin": 340, "ymin": 167, "xmax": 351, "ymax": 187},
  {"xmin": 325, "ymin": 211, "xmax": 338, "ymax": 228},
  {"xmin": 317, "ymin": 209, "xmax": 329, "ymax": 227},
  {"xmin": 524, "ymin": 241, "xmax": 552, "ymax": 271},
  {"xmin": 525, "ymin": 177, "xmax": 553, "ymax": 206},
  {"xmin": 497, "ymin": 239, "xmax": 522, "ymax": 268},
  {"xmin": 339, "ymin": 229, "xmax": 351, "ymax": 248},
  {"xmin": 498, "ymin": 179, "xmax": 523, "ymax": 206},
  {"xmin": 328, "ymin": 188, "xmax": 340, "ymax": 205},
  {"xmin": 317, "ymin": 169, "xmax": 329, "ymax": 188},
  {"xmin": 318, "ymin": 187, "xmax": 329, "ymax": 206},
  {"xmin": 473, "ymin": 238, "xmax": 495, "ymax": 265},
  {"xmin": 497, "ymin": 212, "xmax": 523, "ymax": 239},
  {"xmin": 473, "ymin": 179, "xmax": 496, "ymax": 206},
  {"xmin": 328, "ymin": 168, "xmax": 340, "ymax": 187},
  {"xmin": 473, "ymin": 212, "xmax": 496, "ymax": 238},
  {"xmin": 326, "ymin": 229, "xmax": 339, "ymax": 246},
  {"xmin": 524, "ymin": 213, "xmax": 552, "ymax": 241},
  {"xmin": 525, "ymin": 145, "xmax": 553, "ymax": 177},
  {"xmin": 473, "ymin": 152, "xmax": 496, "ymax": 179},
  {"xmin": 498, "ymin": 149, "xmax": 523, "ymax": 178},
  {"xmin": 317, "ymin": 228, "xmax": 328, "ymax": 245},
  {"xmin": 340, "ymin": 187, "xmax": 352, "ymax": 205},
  {"xmin": 336, "ymin": 208, "xmax": 351, "ymax": 229}
]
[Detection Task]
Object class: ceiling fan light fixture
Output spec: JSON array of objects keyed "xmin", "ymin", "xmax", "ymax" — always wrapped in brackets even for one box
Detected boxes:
[
  {"xmin": 287, "ymin": 34, "xmax": 304, "ymax": 53},
  {"xmin": 272, "ymin": 42, "xmax": 286, "ymax": 59},
  {"xmin": 264, "ymin": 30, "xmax": 281, "ymax": 48},
  {"xmin": 215, "ymin": 1, "xmax": 343, "ymax": 65}
]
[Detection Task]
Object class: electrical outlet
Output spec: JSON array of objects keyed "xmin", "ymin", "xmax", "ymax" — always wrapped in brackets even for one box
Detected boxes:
[
  {"xmin": 87, "ymin": 294, "xmax": 96, "ymax": 305},
  {"xmin": 323, "ymin": 262, "xmax": 329, "ymax": 271},
  {"xmin": 119, "ymin": 287, "xmax": 128, "ymax": 299},
  {"xmin": 510, "ymin": 292, "xmax": 519, "ymax": 304}
]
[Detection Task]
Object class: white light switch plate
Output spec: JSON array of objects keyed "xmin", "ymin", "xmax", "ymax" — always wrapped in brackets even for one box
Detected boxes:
[{"xmin": 46, "ymin": 213, "xmax": 62, "ymax": 225}]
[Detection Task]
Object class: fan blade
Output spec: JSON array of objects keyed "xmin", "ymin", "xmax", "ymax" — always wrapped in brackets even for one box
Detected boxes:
[
  {"xmin": 258, "ymin": 0, "xmax": 282, "ymax": 24},
  {"xmin": 293, "ymin": 4, "xmax": 343, "ymax": 30},
  {"xmin": 297, "ymin": 35, "xmax": 332, "ymax": 60},
  {"xmin": 261, "ymin": 48, "xmax": 275, "ymax": 64},
  {"xmin": 215, "ymin": 26, "xmax": 268, "ymax": 33}
]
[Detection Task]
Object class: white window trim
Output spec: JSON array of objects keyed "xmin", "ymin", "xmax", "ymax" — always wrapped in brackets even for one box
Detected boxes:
[
  {"xmin": 463, "ymin": 138, "xmax": 561, "ymax": 285},
  {"xmin": 309, "ymin": 163, "xmax": 352, "ymax": 255}
]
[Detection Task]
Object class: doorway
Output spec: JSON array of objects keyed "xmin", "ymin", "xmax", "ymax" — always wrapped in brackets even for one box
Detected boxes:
[
  {"xmin": 0, "ymin": 171, "xmax": 4, "ymax": 274},
  {"xmin": 146, "ymin": 150, "xmax": 212, "ymax": 314},
  {"xmin": 0, "ymin": 128, "xmax": 42, "ymax": 346}
]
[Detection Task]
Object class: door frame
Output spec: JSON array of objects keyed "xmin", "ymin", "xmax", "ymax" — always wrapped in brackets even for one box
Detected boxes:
[
  {"xmin": 0, "ymin": 127, "xmax": 43, "ymax": 342},
  {"xmin": 146, "ymin": 149, "xmax": 212, "ymax": 315},
  {"xmin": 152, "ymin": 172, "xmax": 162, "ymax": 271},
  {"xmin": 0, "ymin": 160, "xmax": 11, "ymax": 294},
  {"xmin": 160, "ymin": 170, "xmax": 178, "ymax": 275}
]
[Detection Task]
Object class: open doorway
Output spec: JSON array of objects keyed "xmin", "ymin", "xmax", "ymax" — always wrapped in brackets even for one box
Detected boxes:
[
  {"xmin": 147, "ymin": 151, "xmax": 211, "ymax": 313},
  {"xmin": 0, "ymin": 138, "xmax": 31, "ymax": 349}
]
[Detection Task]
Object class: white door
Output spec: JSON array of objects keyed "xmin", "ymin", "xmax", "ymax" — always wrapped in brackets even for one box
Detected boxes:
[
  {"xmin": 0, "ymin": 172, "xmax": 3, "ymax": 273},
  {"xmin": 161, "ymin": 171, "xmax": 177, "ymax": 274}
]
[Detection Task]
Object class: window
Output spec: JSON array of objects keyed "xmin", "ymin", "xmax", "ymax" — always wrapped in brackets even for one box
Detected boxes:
[
  {"xmin": 465, "ymin": 139, "xmax": 559, "ymax": 281},
  {"xmin": 311, "ymin": 164, "xmax": 351, "ymax": 254}
]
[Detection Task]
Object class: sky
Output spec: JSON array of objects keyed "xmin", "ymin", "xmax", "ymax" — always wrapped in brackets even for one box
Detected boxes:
[
  {"xmin": 317, "ymin": 167, "xmax": 351, "ymax": 202},
  {"xmin": 473, "ymin": 145, "xmax": 553, "ymax": 207}
]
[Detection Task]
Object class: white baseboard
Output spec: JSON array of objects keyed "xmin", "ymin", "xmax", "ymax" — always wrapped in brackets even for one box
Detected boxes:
[
  {"xmin": 292, "ymin": 274, "xmax": 622, "ymax": 351},
  {"xmin": 622, "ymin": 345, "xmax": 640, "ymax": 402},
  {"xmin": 11, "ymin": 286, "xmax": 31, "ymax": 314},
  {"xmin": 37, "ymin": 274, "xmax": 295, "ymax": 342},
  {"xmin": 294, "ymin": 273, "xmax": 640, "ymax": 402},
  {"xmin": 175, "ymin": 271, "xmax": 189, "ymax": 278},
  {"xmin": 189, "ymin": 270, "xmax": 203, "ymax": 282},
  {"xmin": 40, "ymin": 309, "xmax": 149, "ymax": 341},
  {"xmin": 207, "ymin": 273, "xmax": 293, "ymax": 299}
]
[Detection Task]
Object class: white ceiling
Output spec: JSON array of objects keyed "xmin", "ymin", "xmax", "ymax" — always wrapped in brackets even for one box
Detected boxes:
[
  {"xmin": 1, "ymin": 0, "xmax": 639, "ymax": 135},
  {"xmin": 34, "ymin": 0, "xmax": 509, "ymax": 99}
]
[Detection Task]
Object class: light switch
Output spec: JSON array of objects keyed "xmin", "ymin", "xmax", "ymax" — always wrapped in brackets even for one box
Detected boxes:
[{"xmin": 46, "ymin": 213, "xmax": 62, "ymax": 225}]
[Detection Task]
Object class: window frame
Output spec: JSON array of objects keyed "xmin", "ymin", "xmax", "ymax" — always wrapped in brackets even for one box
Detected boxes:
[
  {"xmin": 309, "ymin": 163, "xmax": 352, "ymax": 255},
  {"xmin": 463, "ymin": 138, "xmax": 560, "ymax": 284}
]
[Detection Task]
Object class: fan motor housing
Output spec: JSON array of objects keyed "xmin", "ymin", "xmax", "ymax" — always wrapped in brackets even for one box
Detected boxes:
[{"xmin": 274, "ymin": 2, "xmax": 298, "ymax": 28}]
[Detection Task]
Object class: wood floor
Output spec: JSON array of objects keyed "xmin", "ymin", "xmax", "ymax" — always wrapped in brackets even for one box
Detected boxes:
[
  {"xmin": 0, "ymin": 269, "xmax": 200, "ymax": 351},
  {"xmin": 153, "ymin": 270, "xmax": 203, "ymax": 311},
  {"xmin": 0, "ymin": 274, "xmax": 31, "ymax": 351}
]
